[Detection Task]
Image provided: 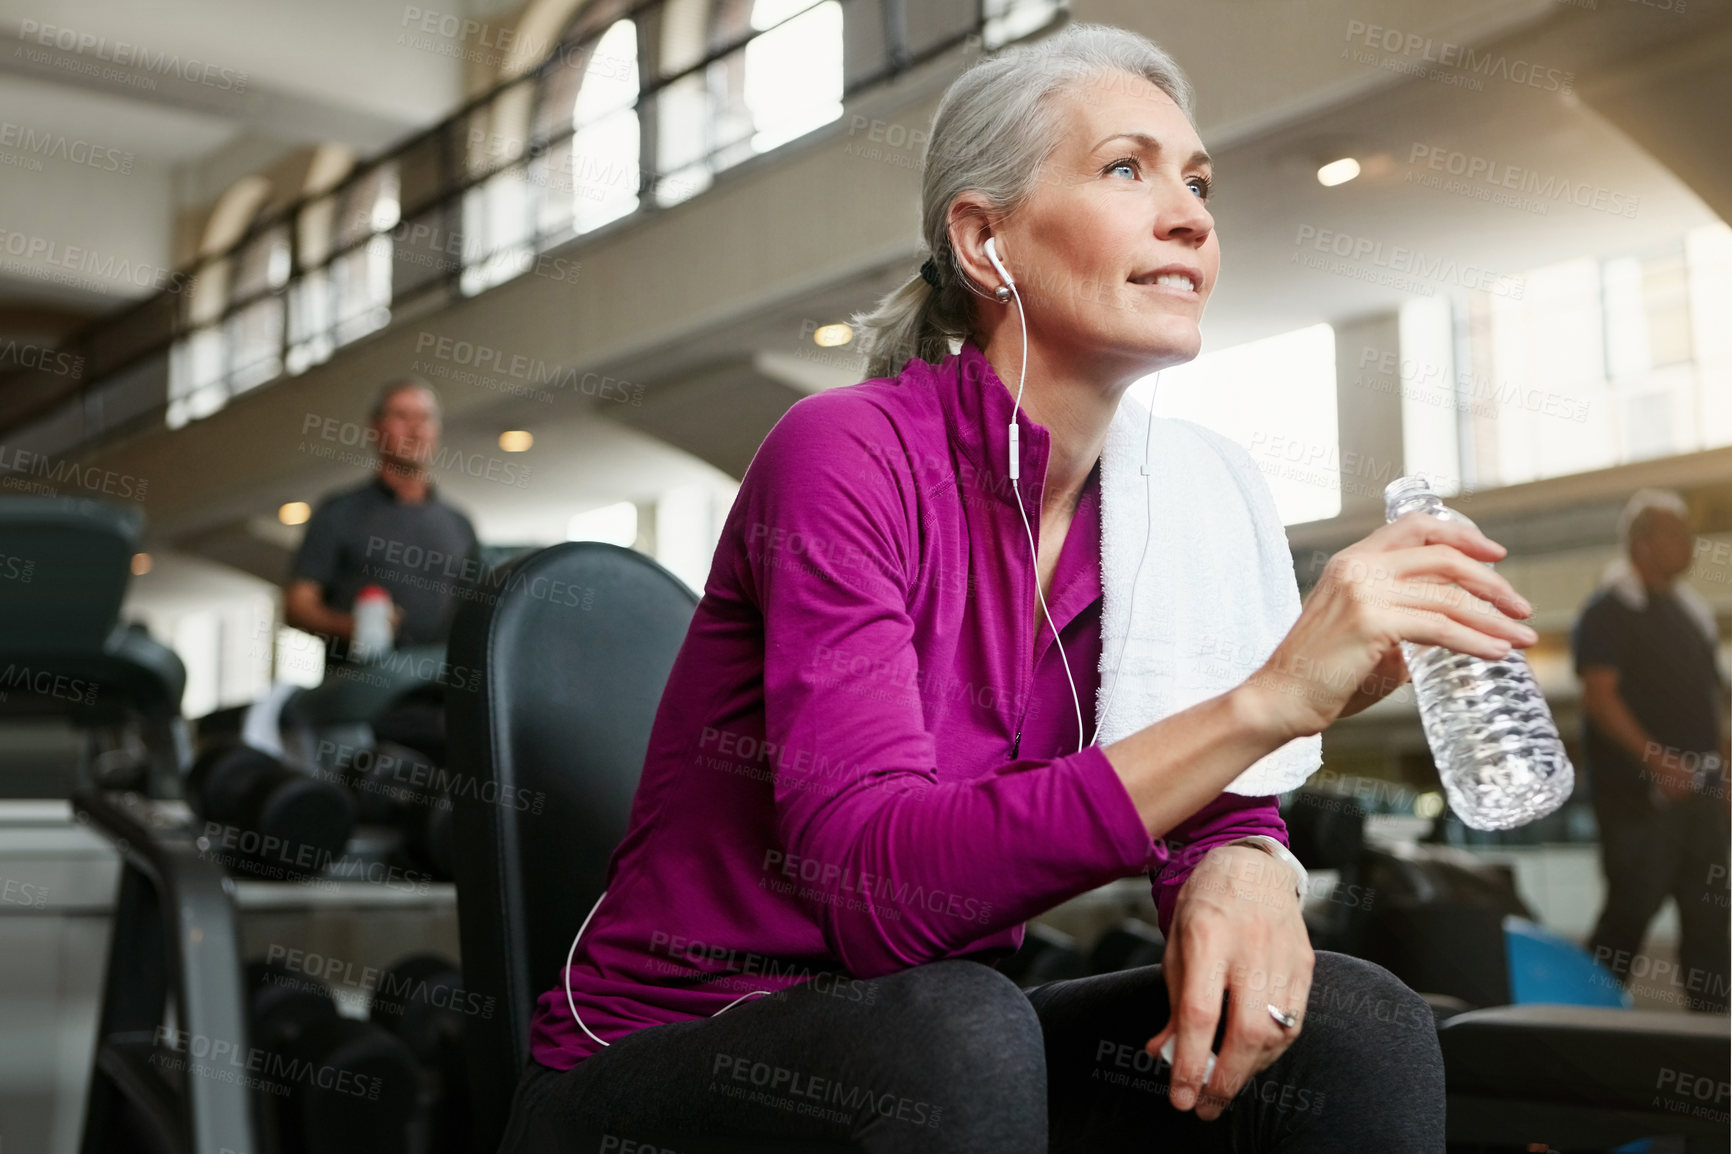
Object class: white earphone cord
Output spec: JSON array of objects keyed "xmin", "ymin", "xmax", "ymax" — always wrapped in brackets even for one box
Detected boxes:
[
  {"xmin": 566, "ymin": 889, "xmax": 771, "ymax": 1048},
  {"xmin": 564, "ymin": 246, "xmax": 1159, "ymax": 1045},
  {"xmin": 1001, "ymin": 274, "xmax": 1086, "ymax": 756},
  {"xmin": 994, "ymin": 245, "xmax": 1158, "ymax": 755}
]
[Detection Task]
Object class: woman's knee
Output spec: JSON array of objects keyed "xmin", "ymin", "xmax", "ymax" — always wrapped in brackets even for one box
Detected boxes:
[
  {"xmin": 856, "ymin": 961, "xmax": 1045, "ymax": 1148},
  {"xmin": 872, "ymin": 960, "xmax": 1044, "ymax": 1072},
  {"xmin": 878, "ymin": 960, "xmax": 1041, "ymax": 1031},
  {"xmin": 1303, "ymin": 952, "xmax": 1440, "ymax": 1069}
]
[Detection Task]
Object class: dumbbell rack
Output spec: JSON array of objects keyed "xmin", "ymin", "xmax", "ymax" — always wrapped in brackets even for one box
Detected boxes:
[{"xmin": 73, "ymin": 786, "xmax": 257, "ymax": 1154}]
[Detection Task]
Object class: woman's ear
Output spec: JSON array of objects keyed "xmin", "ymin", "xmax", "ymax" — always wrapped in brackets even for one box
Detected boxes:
[{"xmin": 944, "ymin": 196, "xmax": 1004, "ymax": 299}]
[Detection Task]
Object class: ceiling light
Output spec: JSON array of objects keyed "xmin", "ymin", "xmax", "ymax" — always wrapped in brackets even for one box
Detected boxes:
[
  {"xmin": 1317, "ymin": 157, "xmax": 1361, "ymax": 187},
  {"xmin": 499, "ymin": 430, "xmax": 534, "ymax": 452},
  {"xmin": 279, "ymin": 502, "xmax": 311, "ymax": 526},
  {"xmin": 813, "ymin": 323, "xmax": 853, "ymax": 348}
]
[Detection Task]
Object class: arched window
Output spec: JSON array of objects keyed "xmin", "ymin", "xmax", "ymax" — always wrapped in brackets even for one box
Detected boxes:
[
  {"xmin": 288, "ymin": 194, "xmax": 338, "ymax": 375},
  {"xmin": 531, "ymin": 15, "xmax": 643, "ymax": 249},
  {"xmin": 567, "ymin": 18, "xmax": 642, "ymax": 234},
  {"xmin": 170, "ymin": 156, "xmax": 396, "ymax": 427},
  {"xmin": 691, "ymin": 0, "xmax": 842, "ymax": 183},
  {"xmin": 462, "ymin": 92, "xmax": 538, "ymax": 295},
  {"xmin": 652, "ymin": 0, "xmax": 714, "ymax": 206},
  {"xmin": 169, "ymin": 176, "xmax": 271, "ymax": 429},
  {"xmin": 740, "ymin": 0, "xmax": 842, "ymax": 152},
  {"xmin": 982, "ymin": 0, "xmax": 1063, "ymax": 49},
  {"xmin": 327, "ymin": 164, "xmax": 399, "ymax": 345},
  {"xmin": 287, "ymin": 146, "xmax": 359, "ymax": 374},
  {"xmin": 223, "ymin": 224, "xmax": 291, "ymax": 394}
]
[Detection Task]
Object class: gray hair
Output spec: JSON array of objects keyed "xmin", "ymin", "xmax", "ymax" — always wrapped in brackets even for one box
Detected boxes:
[
  {"xmin": 368, "ymin": 376, "xmax": 441, "ymax": 424},
  {"xmin": 1617, "ymin": 487, "xmax": 1689, "ymax": 553},
  {"xmin": 852, "ymin": 22, "xmax": 1196, "ymax": 381}
]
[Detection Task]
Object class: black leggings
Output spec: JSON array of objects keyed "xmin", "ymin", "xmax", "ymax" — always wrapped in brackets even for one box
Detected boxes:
[{"xmin": 497, "ymin": 950, "xmax": 1444, "ymax": 1153}]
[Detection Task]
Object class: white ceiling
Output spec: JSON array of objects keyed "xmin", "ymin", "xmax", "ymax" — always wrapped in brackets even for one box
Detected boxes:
[
  {"xmin": 0, "ymin": 0, "xmax": 478, "ymax": 311},
  {"xmin": 0, "ymin": 73, "xmax": 238, "ymax": 163},
  {"xmin": 1189, "ymin": 49, "xmax": 1722, "ymax": 351},
  {"xmin": 0, "ymin": 0, "xmax": 465, "ymax": 131}
]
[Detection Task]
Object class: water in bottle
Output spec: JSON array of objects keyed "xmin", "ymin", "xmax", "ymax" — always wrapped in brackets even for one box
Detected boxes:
[{"xmin": 1384, "ymin": 476, "xmax": 1574, "ymax": 830}]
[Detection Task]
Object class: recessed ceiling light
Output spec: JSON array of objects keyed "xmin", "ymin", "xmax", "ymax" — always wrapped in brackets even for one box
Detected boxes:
[
  {"xmin": 279, "ymin": 502, "xmax": 311, "ymax": 526},
  {"xmin": 814, "ymin": 323, "xmax": 853, "ymax": 348},
  {"xmin": 1317, "ymin": 157, "xmax": 1361, "ymax": 187},
  {"xmin": 499, "ymin": 430, "xmax": 534, "ymax": 452}
]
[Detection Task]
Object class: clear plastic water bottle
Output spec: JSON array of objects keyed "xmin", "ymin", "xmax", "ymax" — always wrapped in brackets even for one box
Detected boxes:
[
  {"xmin": 352, "ymin": 584, "xmax": 396, "ymax": 662},
  {"xmin": 1384, "ymin": 476, "xmax": 1574, "ymax": 830}
]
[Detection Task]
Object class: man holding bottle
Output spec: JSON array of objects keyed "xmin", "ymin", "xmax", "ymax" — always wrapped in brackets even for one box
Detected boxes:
[
  {"xmin": 285, "ymin": 376, "xmax": 481, "ymax": 759},
  {"xmin": 1572, "ymin": 488, "xmax": 1731, "ymax": 1014}
]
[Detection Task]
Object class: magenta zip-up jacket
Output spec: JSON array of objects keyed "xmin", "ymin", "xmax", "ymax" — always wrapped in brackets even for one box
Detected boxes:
[{"xmin": 529, "ymin": 338, "xmax": 1289, "ymax": 1070}]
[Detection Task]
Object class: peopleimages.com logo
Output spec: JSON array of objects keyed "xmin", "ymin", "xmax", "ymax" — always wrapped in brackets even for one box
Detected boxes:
[{"xmin": 15, "ymin": 20, "xmax": 250, "ymax": 91}]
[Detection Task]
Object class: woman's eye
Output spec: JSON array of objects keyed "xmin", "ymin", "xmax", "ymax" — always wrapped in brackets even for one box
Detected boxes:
[
  {"xmin": 1105, "ymin": 157, "xmax": 1139, "ymax": 179},
  {"xmin": 1189, "ymin": 175, "xmax": 1214, "ymax": 200}
]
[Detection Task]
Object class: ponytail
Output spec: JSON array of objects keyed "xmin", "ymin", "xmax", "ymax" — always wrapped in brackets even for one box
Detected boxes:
[{"xmin": 853, "ymin": 262, "xmax": 967, "ymax": 381}]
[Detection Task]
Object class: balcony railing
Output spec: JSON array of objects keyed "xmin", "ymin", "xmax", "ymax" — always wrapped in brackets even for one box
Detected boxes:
[{"xmin": 0, "ymin": 0, "xmax": 1062, "ymax": 462}]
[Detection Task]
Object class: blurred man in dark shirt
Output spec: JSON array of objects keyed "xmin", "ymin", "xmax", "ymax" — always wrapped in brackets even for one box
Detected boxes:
[
  {"xmin": 1572, "ymin": 489, "xmax": 1730, "ymax": 1013},
  {"xmin": 286, "ymin": 377, "xmax": 480, "ymax": 759}
]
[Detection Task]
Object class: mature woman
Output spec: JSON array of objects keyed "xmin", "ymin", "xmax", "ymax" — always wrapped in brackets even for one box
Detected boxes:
[{"xmin": 500, "ymin": 21, "xmax": 1538, "ymax": 1153}]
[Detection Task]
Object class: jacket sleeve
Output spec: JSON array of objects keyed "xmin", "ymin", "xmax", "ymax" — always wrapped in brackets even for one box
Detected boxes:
[
  {"xmin": 738, "ymin": 392, "xmax": 1167, "ymax": 977},
  {"xmin": 1151, "ymin": 793, "xmax": 1291, "ymax": 936}
]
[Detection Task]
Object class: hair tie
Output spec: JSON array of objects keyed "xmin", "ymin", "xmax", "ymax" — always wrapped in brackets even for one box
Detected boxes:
[{"xmin": 918, "ymin": 257, "xmax": 941, "ymax": 289}]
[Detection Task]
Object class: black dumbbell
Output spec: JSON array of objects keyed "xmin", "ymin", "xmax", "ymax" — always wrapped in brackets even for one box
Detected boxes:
[
  {"xmin": 334, "ymin": 741, "xmax": 455, "ymax": 881},
  {"xmin": 337, "ymin": 741, "xmax": 436, "ymax": 827},
  {"xmin": 277, "ymin": 1015, "xmax": 420, "ymax": 1154},
  {"xmin": 997, "ymin": 924, "xmax": 1089, "ymax": 989},
  {"xmin": 245, "ymin": 957, "xmax": 420, "ymax": 1154},
  {"xmin": 1088, "ymin": 919, "xmax": 1166, "ymax": 975},
  {"xmin": 401, "ymin": 795, "xmax": 455, "ymax": 881},
  {"xmin": 247, "ymin": 958, "xmax": 340, "ymax": 1054},
  {"xmin": 370, "ymin": 954, "xmax": 475, "ymax": 1154},
  {"xmin": 188, "ymin": 741, "xmax": 355, "ymax": 881},
  {"xmin": 244, "ymin": 959, "xmax": 339, "ymax": 1149}
]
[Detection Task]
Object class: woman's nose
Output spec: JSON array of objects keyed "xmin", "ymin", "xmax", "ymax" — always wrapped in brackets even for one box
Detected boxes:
[{"xmin": 1157, "ymin": 183, "xmax": 1213, "ymax": 240}]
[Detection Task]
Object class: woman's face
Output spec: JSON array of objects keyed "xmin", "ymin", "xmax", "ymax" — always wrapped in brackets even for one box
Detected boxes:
[{"xmin": 970, "ymin": 72, "xmax": 1220, "ymax": 380}]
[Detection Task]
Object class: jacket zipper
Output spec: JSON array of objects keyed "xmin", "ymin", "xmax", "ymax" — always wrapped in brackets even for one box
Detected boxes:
[
  {"xmin": 1010, "ymin": 616, "xmax": 1039, "ymax": 758},
  {"xmin": 1009, "ymin": 482, "xmax": 1038, "ymax": 760}
]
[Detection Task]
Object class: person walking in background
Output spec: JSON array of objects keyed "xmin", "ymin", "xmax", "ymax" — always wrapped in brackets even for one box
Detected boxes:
[
  {"xmin": 285, "ymin": 376, "xmax": 480, "ymax": 760},
  {"xmin": 1573, "ymin": 488, "xmax": 1731, "ymax": 1013}
]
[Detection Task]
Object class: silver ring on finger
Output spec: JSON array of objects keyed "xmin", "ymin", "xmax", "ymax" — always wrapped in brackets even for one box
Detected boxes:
[{"xmin": 1267, "ymin": 1003, "xmax": 1299, "ymax": 1030}]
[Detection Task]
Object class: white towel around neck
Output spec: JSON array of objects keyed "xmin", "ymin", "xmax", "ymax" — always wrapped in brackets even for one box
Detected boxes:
[{"xmin": 1094, "ymin": 396, "xmax": 1322, "ymax": 796}]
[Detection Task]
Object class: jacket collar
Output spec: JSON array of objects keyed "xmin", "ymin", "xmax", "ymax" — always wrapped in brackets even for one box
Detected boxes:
[
  {"xmin": 931, "ymin": 337, "xmax": 1051, "ymax": 513},
  {"xmin": 911, "ymin": 339, "xmax": 1103, "ymax": 627}
]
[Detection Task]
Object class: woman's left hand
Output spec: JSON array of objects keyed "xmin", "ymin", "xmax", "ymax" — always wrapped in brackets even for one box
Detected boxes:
[{"xmin": 1145, "ymin": 843, "xmax": 1314, "ymax": 1122}]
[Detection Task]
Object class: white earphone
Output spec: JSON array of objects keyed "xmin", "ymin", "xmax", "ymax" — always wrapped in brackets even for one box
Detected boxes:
[
  {"xmin": 563, "ymin": 242, "xmax": 1164, "ymax": 1047},
  {"xmin": 984, "ymin": 235, "xmax": 1015, "ymax": 288}
]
